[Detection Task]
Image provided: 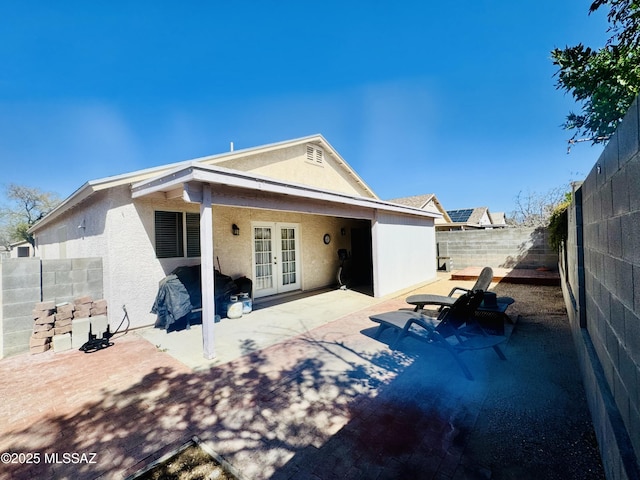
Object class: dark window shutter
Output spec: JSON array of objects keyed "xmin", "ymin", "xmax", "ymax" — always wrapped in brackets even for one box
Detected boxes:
[
  {"xmin": 155, "ymin": 211, "xmax": 183, "ymax": 258},
  {"xmin": 186, "ymin": 212, "xmax": 201, "ymax": 257}
]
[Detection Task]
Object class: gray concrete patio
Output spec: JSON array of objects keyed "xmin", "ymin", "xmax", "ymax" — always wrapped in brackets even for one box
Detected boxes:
[
  {"xmin": 0, "ymin": 275, "xmax": 605, "ymax": 479},
  {"xmin": 136, "ymin": 287, "xmax": 385, "ymax": 370}
]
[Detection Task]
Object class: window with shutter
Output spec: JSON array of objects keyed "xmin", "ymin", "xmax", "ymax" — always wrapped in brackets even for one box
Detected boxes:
[
  {"xmin": 186, "ymin": 212, "xmax": 201, "ymax": 257},
  {"xmin": 155, "ymin": 211, "xmax": 184, "ymax": 258},
  {"xmin": 154, "ymin": 211, "xmax": 202, "ymax": 258}
]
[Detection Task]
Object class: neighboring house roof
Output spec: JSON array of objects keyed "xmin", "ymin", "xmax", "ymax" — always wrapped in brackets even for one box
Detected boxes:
[
  {"xmin": 382, "ymin": 193, "xmax": 508, "ymax": 230},
  {"xmin": 442, "ymin": 207, "xmax": 507, "ymax": 229},
  {"xmin": 387, "ymin": 193, "xmax": 452, "ymax": 223},
  {"xmin": 31, "ymin": 134, "xmax": 438, "ymax": 233},
  {"xmin": 448, "ymin": 207, "xmax": 489, "ymax": 225},
  {"xmin": 9, "ymin": 239, "xmax": 30, "ymax": 248},
  {"xmin": 489, "ymin": 211, "xmax": 507, "ymax": 225}
]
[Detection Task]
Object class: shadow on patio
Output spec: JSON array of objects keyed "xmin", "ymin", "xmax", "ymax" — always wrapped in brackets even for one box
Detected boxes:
[
  {"xmin": 135, "ymin": 286, "xmax": 384, "ymax": 370},
  {"xmin": 0, "ymin": 277, "xmax": 604, "ymax": 480}
]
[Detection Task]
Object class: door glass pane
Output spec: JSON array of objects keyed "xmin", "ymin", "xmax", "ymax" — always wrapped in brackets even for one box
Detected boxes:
[
  {"xmin": 280, "ymin": 227, "xmax": 297, "ymax": 286},
  {"xmin": 254, "ymin": 227, "xmax": 273, "ymax": 290}
]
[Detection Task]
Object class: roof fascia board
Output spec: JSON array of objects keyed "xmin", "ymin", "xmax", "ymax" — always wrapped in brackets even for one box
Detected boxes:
[
  {"xmin": 312, "ymin": 135, "xmax": 378, "ymax": 199},
  {"xmin": 29, "ymin": 160, "xmax": 200, "ymax": 233},
  {"xmin": 418, "ymin": 194, "xmax": 435, "ymax": 209},
  {"xmin": 132, "ymin": 163, "xmax": 440, "ymax": 219},
  {"xmin": 195, "ymin": 134, "xmax": 321, "ymax": 164},
  {"xmin": 429, "ymin": 196, "xmax": 452, "ymax": 223},
  {"xmin": 208, "ymin": 185, "xmax": 375, "ymax": 220},
  {"xmin": 31, "ymin": 134, "xmax": 382, "ymax": 232},
  {"xmin": 28, "ymin": 182, "xmax": 96, "ymax": 233}
]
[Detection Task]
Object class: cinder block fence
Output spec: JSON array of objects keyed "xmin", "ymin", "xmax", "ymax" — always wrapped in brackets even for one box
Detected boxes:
[
  {"xmin": 563, "ymin": 96, "xmax": 640, "ymax": 480},
  {"xmin": 435, "ymin": 226, "xmax": 557, "ymax": 271},
  {"xmin": 0, "ymin": 257, "xmax": 103, "ymax": 358}
]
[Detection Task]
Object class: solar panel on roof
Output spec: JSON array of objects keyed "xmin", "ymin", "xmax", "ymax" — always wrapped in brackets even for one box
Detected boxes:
[{"xmin": 447, "ymin": 209, "xmax": 474, "ymax": 222}]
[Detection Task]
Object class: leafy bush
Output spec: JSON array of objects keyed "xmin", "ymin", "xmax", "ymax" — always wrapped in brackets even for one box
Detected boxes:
[{"xmin": 548, "ymin": 194, "xmax": 572, "ymax": 252}]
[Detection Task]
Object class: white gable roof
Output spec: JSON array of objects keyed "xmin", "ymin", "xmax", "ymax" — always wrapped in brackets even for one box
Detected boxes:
[{"xmin": 31, "ymin": 135, "xmax": 380, "ymax": 232}]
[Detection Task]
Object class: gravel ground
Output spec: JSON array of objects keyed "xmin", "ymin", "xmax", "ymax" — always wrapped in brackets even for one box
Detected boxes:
[{"xmin": 461, "ymin": 283, "xmax": 605, "ymax": 480}]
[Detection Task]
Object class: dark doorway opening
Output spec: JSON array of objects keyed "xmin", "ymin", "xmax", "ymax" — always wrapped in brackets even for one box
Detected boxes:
[{"xmin": 350, "ymin": 223, "xmax": 373, "ymax": 293}]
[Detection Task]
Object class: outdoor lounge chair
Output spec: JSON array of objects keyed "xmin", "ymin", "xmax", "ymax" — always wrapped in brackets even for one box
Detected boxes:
[
  {"xmin": 405, "ymin": 266, "xmax": 494, "ymax": 311},
  {"xmin": 404, "ymin": 266, "xmax": 516, "ymax": 325},
  {"xmin": 369, "ymin": 290, "xmax": 508, "ymax": 380}
]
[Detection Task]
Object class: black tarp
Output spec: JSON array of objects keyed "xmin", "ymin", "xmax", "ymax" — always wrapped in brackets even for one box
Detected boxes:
[
  {"xmin": 151, "ymin": 265, "xmax": 241, "ymax": 330},
  {"xmin": 151, "ymin": 274, "xmax": 192, "ymax": 330}
]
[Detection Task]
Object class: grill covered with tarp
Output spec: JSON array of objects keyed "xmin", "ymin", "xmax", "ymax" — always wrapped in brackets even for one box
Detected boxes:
[{"xmin": 151, "ymin": 265, "xmax": 250, "ymax": 330}]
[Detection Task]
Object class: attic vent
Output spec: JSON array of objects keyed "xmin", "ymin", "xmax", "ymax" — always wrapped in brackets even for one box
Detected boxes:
[{"xmin": 306, "ymin": 145, "xmax": 324, "ymax": 165}]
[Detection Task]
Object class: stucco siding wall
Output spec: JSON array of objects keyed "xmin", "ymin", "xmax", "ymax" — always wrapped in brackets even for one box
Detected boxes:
[
  {"xmin": 32, "ymin": 186, "xmax": 176, "ymax": 329},
  {"xmin": 213, "ymin": 206, "xmax": 357, "ymax": 293},
  {"xmin": 36, "ymin": 190, "xmax": 111, "ymax": 261},
  {"xmin": 213, "ymin": 144, "xmax": 374, "ymax": 198},
  {"xmin": 104, "ymin": 189, "xmax": 201, "ymax": 329},
  {"xmin": 372, "ymin": 212, "xmax": 437, "ymax": 297},
  {"xmin": 34, "ymin": 185, "xmax": 365, "ymax": 329}
]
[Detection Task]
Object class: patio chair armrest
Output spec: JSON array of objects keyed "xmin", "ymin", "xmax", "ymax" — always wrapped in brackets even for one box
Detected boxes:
[{"xmin": 448, "ymin": 286, "xmax": 470, "ymax": 297}]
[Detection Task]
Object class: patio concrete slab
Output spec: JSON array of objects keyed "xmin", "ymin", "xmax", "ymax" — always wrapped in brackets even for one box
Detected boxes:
[
  {"xmin": 0, "ymin": 277, "xmax": 604, "ymax": 480},
  {"xmin": 136, "ymin": 287, "xmax": 385, "ymax": 370}
]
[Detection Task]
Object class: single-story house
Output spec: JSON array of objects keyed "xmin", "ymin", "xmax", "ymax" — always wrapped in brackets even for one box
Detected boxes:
[
  {"xmin": 390, "ymin": 195, "xmax": 511, "ymax": 232},
  {"xmin": 387, "ymin": 194, "xmax": 452, "ymax": 228},
  {"xmin": 388, "ymin": 195, "xmax": 509, "ymax": 230},
  {"xmin": 29, "ymin": 135, "xmax": 441, "ymax": 358},
  {"xmin": 9, "ymin": 240, "xmax": 33, "ymax": 258},
  {"xmin": 443, "ymin": 207, "xmax": 507, "ymax": 230}
]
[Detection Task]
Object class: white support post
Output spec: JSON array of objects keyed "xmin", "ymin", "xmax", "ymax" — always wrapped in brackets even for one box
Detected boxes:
[
  {"xmin": 200, "ymin": 184, "xmax": 216, "ymax": 359},
  {"xmin": 371, "ymin": 209, "xmax": 381, "ymax": 298}
]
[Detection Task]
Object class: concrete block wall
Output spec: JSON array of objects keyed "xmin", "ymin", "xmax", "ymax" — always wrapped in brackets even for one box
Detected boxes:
[
  {"xmin": 0, "ymin": 257, "xmax": 103, "ymax": 358},
  {"xmin": 436, "ymin": 226, "xmax": 557, "ymax": 271},
  {"xmin": 42, "ymin": 258, "xmax": 103, "ymax": 305},
  {"xmin": 563, "ymin": 182, "xmax": 585, "ymax": 324},
  {"xmin": 0, "ymin": 258, "xmax": 42, "ymax": 358},
  {"xmin": 563, "ymin": 96, "xmax": 640, "ymax": 480}
]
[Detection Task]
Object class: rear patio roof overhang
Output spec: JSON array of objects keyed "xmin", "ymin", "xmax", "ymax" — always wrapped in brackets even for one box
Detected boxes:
[
  {"xmin": 131, "ymin": 162, "xmax": 441, "ymax": 360},
  {"xmin": 131, "ymin": 162, "xmax": 441, "ymax": 221}
]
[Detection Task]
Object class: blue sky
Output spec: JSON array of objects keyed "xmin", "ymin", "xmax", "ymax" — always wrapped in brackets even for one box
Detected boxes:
[{"xmin": 0, "ymin": 1, "xmax": 611, "ymax": 215}]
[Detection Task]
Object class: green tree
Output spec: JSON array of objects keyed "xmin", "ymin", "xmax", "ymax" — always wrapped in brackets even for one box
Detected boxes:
[
  {"xmin": 592, "ymin": 0, "xmax": 640, "ymax": 48},
  {"xmin": 0, "ymin": 184, "xmax": 61, "ymax": 250},
  {"xmin": 551, "ymin": 0, "xmax": 640, "ymax": 145}
]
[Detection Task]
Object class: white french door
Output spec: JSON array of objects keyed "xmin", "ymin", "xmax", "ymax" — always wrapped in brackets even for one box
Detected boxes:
[{"xmin": 252, "ymin": 222, "xmax": 301, "ymax": 297}]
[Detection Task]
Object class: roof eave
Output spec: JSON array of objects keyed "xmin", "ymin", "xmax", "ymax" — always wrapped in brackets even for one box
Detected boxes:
[
  {"xmin": 29, "ymin": 182, "xmax": 97, "ymax": 233},
  {"xmin": 30, "ymin": 135, "xmax": 386, "ymax": 231},
  {"xmin": 131, "ymin": 163, "xmax": 439, "ymax": 219}
]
